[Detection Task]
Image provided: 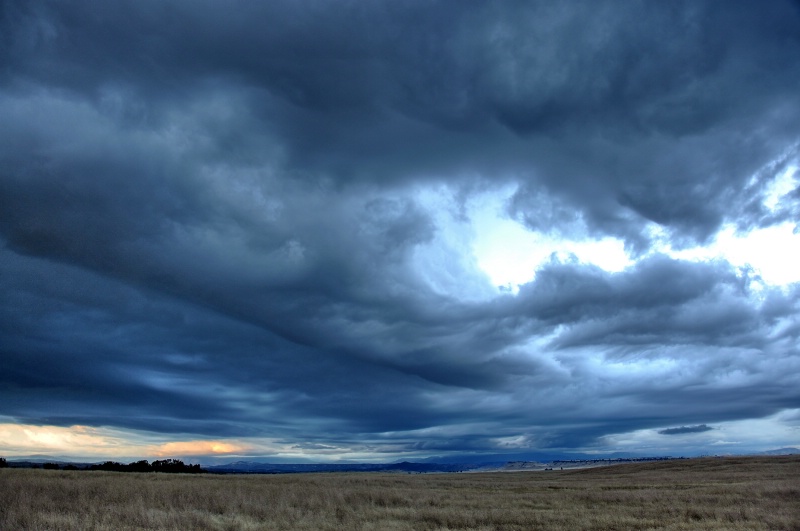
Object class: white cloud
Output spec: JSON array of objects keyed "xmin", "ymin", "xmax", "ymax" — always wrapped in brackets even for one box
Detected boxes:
[
  {"xmin": 468, "ymin": 165, "xmax": 799, "ymax": 292},
  {"xmin": 468, "ymin": 186, "xmax": 631, "ymax": 292},
  {"xmin": 763, "ymin": 164, "xmax": 798, "ymax": 211},
  {"xmin": 654, "ymin": 165, "xmax": 800, "ymax": 287},
  {"xmin": 598, "ymin": 411, "xmax": 800, "ymax": 455}
]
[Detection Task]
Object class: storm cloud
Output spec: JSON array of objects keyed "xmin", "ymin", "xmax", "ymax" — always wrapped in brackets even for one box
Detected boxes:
[
  {"xmin": 1, "ymin": 0, "xmax": 799, "ymax": 460},
  {"xmin": 659, "ymin": 425, "xmax": 715, "ymax": 436}
]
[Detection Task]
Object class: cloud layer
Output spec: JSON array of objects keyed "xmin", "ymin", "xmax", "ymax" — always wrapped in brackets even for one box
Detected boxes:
[{"xmin": 1, "ymin": 0, "xmax": 799, "ymax": 459}]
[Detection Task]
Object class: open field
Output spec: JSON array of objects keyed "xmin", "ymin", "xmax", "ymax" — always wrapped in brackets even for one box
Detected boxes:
[{"xmin": 1, "ymin": 455, "xmax": 798, "ymax": 530}]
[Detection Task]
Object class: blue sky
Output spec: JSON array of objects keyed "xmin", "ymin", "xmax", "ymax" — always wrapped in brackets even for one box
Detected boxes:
[{"xmin": 1, "ymin": 0, "xmax": 799, "ymax": 463}]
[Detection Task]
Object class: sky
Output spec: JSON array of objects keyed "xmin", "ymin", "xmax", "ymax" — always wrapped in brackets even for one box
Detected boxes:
[{"xmin": 1, "ymin": 0, "xmax": 799, "ymax": 464}]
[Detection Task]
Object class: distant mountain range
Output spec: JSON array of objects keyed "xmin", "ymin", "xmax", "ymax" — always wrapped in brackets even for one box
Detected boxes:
[
  {"xmin": 5, "ymin": 448, "xmax": 797, "ymax": 474},
  {"xmin": 204, "ymin": 461, "xmax": 472, "ymax": 474},
  {"xmin": 202, "ymin": 447, "xmax": 800, "ymax": 474},
  {"xmin": 755, "ymin": 447, "xmax": 800, "ymax": 456}
]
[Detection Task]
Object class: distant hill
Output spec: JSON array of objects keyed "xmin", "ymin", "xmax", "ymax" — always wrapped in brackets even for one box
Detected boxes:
[
  {"xmin": 203, "ymin": 456, "xmax": 685, "ymax": 474},
  {"xmin": 204, "ymin": 461, "xmax": 470, "ymax": 474},
  {"xmin": 756, "ymin": 447, "xmax": 800, "ymax": 456},
  {"xmin": 5, "ymin": 449, "xmax": 797, "ymax": 474}
]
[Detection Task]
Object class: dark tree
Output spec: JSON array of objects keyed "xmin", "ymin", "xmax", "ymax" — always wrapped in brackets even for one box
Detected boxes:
[
  {"xmin": 91, "ymin": 461, "xmax": 126, "ymax": 472},
  {"xmin": 151, "ymin": 459, "xmax": 204, "ymax": 473},
  {"xmin": 82, "ymin": 458, "xmax": 203, "ymax": 474},
  {"xmin": 128, "ymin": 460, "xmax": 152, "ymax": 472},
  {"xmin": 152, "ymin": 459, "xmax": 184, "ymax": 473},
  {"xmin": 0, "ymin": 457, "xmax": 7, "ymax": 468}
]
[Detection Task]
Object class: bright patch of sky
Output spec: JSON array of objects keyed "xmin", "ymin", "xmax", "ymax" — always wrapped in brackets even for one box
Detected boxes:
[
  {"xmin": 456, "ymin": 166, "xmax": 799, "ymax": 294},
  {"xmin": 661, "ymin": 222, "xmax": 799, "ymax": 286},
  {"xmin": 652, "ymin": 166, "xmax": 800, "ymax": 287},
  {"xmin": 0, "ymin": 419, "xmax": 423, "ymax": 463},
  {"xmin": 471, "ymin": 200, "xmax": 632, "ymax": 292},
  {"xmin": 598, "ymin": 409, "xmax": 800, "ymax": 456},
  {"xmin": 469, "ymin": 190, "xmax": 631, "ymax": 290},
  {"xmin": 412, "ymin": 184, "xmax": 632, "ymax": 298}
]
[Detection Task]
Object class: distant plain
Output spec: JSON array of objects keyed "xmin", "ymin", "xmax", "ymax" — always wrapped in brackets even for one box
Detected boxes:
[{"xmin": 1, "ymin": 455, "xmax": 798, "ymax": 530}]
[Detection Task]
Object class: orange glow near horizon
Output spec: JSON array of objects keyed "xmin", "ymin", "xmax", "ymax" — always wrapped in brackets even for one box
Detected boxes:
[
  {"xmin": 0, "ymin": 423, "xmax": 141, "ymax": 457},
  {"xmin": 148, "ymin": 440, "xmax": 248, "ymax": 457},
  {"xmin": 0, "ymin": 423, "xmax": 249, "ymax": 460}
]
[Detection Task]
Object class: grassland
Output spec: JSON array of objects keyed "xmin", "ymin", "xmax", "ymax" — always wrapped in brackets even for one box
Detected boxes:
[{"xmin": 1, "ymin": 455, "xmax": 798, "ymax": 530}]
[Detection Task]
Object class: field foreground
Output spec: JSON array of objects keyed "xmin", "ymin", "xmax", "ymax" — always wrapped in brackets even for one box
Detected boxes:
[{"xmin": 1, "ymin": 455, "xmax": 798, "ymax": 530}]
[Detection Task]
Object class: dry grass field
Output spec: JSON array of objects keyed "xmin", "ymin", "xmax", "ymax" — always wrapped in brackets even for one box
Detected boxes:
[{"xmin": 1, "ymin": 455, "xmax": 798, "ymax": 530}]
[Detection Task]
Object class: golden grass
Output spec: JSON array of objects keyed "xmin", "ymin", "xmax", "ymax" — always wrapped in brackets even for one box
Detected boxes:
[{"xmin": 1, "ymin": 455, "xmax": 798, "ymax": 530}]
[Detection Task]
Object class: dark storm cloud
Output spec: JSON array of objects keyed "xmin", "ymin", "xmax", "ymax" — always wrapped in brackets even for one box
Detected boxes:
[
  {"xmin": 0, "ymin": 245, "xmax": 455, "ymax": 438},
  {"xmin": 2, "ymin": 243, "xmax": 798, "ymax": 451},
  {"xmin": 1, "ymin": 0, "xmax": 799, "ymax": 457},
  {"xmin": 659, "ymin": 425, "xmax": 714, "ymax": 435},
  {"xmin": 519, "ymin": 256, "xmax": 767, "ymax": 349},
  {"xmin": 5, "ymin": 0, "xmax": 800, "ymax": 241}
]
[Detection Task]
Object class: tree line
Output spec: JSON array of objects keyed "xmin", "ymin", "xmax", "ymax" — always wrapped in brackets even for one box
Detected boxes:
[{"xmin": 1, "ymin": 457, "xmax": 204, "ymax": 473}]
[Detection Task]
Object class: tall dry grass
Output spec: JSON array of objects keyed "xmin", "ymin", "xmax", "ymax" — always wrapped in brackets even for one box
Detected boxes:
[{"xmin": 1, "ymin": 455, "xmax": 798, "ymax": 530}]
